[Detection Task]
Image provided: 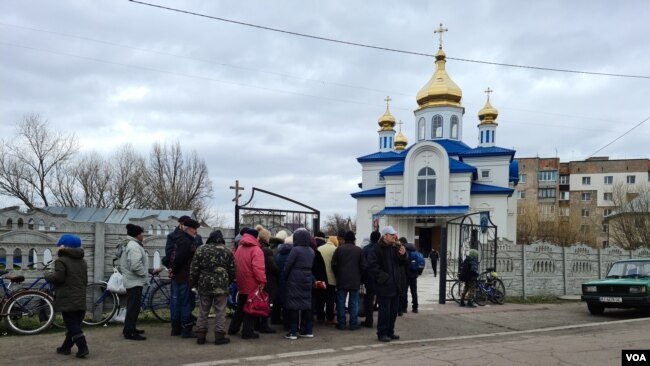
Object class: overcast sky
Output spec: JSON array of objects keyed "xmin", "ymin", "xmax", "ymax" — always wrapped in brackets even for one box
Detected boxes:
[{"xmin": 1, "ymin": 0, "xmax": 649, "ymax": 227}]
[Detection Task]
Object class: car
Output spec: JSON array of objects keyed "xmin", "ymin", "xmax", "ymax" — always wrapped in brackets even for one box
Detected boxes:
[{"xmin": 581, "ymin": 258, "xmax": 650, "ymax": 315}]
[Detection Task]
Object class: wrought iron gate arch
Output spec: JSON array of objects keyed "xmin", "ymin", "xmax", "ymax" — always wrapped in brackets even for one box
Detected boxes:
[
  {"xmin": 235, "ymin": 187, "xmax": 320, "ymax": 236},
  {"xmin": 439, "ymin": 211, "xmax": 498, "ymax": 304}
]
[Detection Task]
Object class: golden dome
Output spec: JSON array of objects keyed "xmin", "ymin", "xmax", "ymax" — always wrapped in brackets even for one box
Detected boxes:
[
  {"xmin": 394, "ymin": 121, "xmax": 408, "ymax": 151},
  {"xmin": 416, "ymin": 48, "xmax": 463, "ymax": 110},
  {"xmin": 478, "ymin": 88, "xmax": 499, "ymax": 124},
  {"xmin": 378, "ymin": 96, "xmax": 396, "ymax": 131}
]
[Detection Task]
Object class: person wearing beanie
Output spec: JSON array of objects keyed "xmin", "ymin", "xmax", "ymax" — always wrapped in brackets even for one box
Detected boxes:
[
  {"xmin": 273, "ymin": 240, "xmax": 293, "ymax": 328},
  {"xmin": 171, "ymin": 218, "xmax": 201, "ymax": 338},
  {"xmin": 255, "ymin": 225, "xmax": 278, "ymax": 334},
  {"xmin": 190, "ymin": 230, "xmax": 236, "ymax": 345},
  {"xmin": 331, "ymin": 231, "xmax": 367, "ymax": 330},
  {"xmin": 283, "ymin": 229, "xmax": 315, "ymax": 339},
  {"xmin": 317, "ymin": 235, "xmax": 338, "ymax": 325},
  {"xmin": 45, "ymin": 234, "xmax": 89, "ymax": 357},
  {"xmin": 362, "ymin": 231, "xmax": 381, "ymax": 328},
  {"xmin": 121, "ymin": 224, "xmax": 148, "ymax": 341},
  {"xmin": 459, "ymin": 249, "xmax": 480, "ymax": 308}
]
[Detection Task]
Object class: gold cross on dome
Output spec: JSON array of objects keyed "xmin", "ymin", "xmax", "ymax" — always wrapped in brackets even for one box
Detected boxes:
[
  {"xmin": 384, "ymin": 96, "xmax": 392, "ymax": 110},
  {"xmin": 484, "ymin": 87, "xmax": 493, "ymax": 101},
  {"xmin": 397, "ymin": 120, "xmax": 404, "ymax": 131},
  {"xmin": 434, "ymin": 23, "xmax": 448, "ymax": 50}
]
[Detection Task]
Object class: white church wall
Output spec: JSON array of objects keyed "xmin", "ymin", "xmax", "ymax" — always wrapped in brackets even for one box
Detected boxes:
[
  {"xmin": 384, "ymin": 176, "xmax": 404, "ymax": 207},
  {"xmin": 403, "ymin": 141, "xmax": 450, "ymax": 206},
  {"xmin": 449, "ymin": 174, "xmax": 472, "ymax": 206},
  {"xmin": 470, "ymin": 195, "xmax": 511, "ymax": 241},
  {"xmin": 462, "ymin": 155, "xmax": 511, "ymax": 187},
  {"xmin": 361, "ymin": 162, "xmax": 392, "ymax": 190},
  {"xmin": 413, "ymin": 105, "xmax": 464, "ymax": 142},
  {"xmin": 506, "ymin": 193, "xmax": 518, "ymax": 243},
  {"xmin": 356, "ymin": 197, "xmax": 385, "ymax": 245}
]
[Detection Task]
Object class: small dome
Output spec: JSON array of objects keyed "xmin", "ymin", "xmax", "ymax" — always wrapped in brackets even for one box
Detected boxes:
[
  {"xmin": 416, "ymin": 49, "xmax": 463, "ymax": 110},
  {"xmin": 378, "ymin": 97, "xmax": 396, "ymax": 131},
  {"xmin": 394, "ymin": 123, "xmax": 408, "ymax": 151},
  {"xmin": 478, "ymin": 92, "xmax": 499, "ymax": 124}
]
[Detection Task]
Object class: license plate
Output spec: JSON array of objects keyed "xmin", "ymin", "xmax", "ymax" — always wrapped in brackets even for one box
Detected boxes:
[{"xmin": 599, "ymin": 296, "xmax": 622, "ymax": 303}]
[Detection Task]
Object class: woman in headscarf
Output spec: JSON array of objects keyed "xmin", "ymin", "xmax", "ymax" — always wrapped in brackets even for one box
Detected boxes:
[{"xmin": 282, "ymin": 229, "xmax": 315, "ymax": 340}]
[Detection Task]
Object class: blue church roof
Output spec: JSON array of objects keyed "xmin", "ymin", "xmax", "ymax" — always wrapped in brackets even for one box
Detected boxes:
[
  {"xmin": 509, "ymin": 160, "xmax": 520, "ymax": 185},
  {"xmin": 350, "ymin": 187, "xmax": 386, "ymax": 198},
  {"xmin": 380, "ymin": 161, "xmax": 405, "ymax": 176},
  {"xmin": 378, "ymin": 206, "xmax": 469, "ymax": 216},
  {"xmin": 357, "ymin": 139, "xmax": 472, "ymax": 163},
  {"xmin": 357, "ymin": 150, "xmax": 405, "ymax": 163},
  {"xmin": 379, "ymin": 158, "xmax": 476, "ymax": 177},
  {"xmin": 470, "ymin": 183, "xmax": 514, "ymax": 196},
  {"xmin": 459, "ymin": 147, "xmax": 516, "ymax": 161}
]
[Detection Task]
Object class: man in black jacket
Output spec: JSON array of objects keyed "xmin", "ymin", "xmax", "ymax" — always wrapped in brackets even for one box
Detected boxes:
[
  {"xmin": 367, "ymin": 226, "xmax": 407, "ymax": 342},
  {"xmin": 170, "ymin": 219, "xmax": 201, "ymax": 338},
  {"xmin": 361, "ymin": 231, "xmax": 380, "ymax": 328},
  {"xmin": 331, "ymin": 231, "xmax": 367, "ymax": 330}
]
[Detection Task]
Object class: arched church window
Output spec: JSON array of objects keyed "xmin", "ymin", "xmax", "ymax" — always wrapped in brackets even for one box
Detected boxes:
[
  {"xmin": 432, "ymin": 115, "xmax": 443, "ymax": 138},
  {"xmin": 450, "ymin": 115, "xmax": 459, "ymax": 139},
  {"xmin": 6, "ymin": 218, "xmax": 13, "ymax": 229},
  {"xmin": 417, "ymin": 167, "xmax": 436, "ymax": 205},
  {"xmin": 417, "ymin": 118, "xmax": 426, "ymax": 141}
]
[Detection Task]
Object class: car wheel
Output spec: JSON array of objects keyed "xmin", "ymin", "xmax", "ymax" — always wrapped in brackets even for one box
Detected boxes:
[{"xmin": 587, "ymin": 303, "xmax": 605, "ymax": 315}]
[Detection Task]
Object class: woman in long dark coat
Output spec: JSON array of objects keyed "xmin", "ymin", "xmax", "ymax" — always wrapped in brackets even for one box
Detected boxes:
[{"xmin": 282, "ymin": 229, "xmax": 315, "ymax": 339}]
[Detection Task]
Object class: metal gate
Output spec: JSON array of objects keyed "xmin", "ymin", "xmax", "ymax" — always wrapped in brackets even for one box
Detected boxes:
[
  {"xmin": 438, "ymin": 211, "xmax": 497, "ymax": 304},
  {"xmin": 235, "ymin": 187, "xmax": 320, "ymax": 236}
]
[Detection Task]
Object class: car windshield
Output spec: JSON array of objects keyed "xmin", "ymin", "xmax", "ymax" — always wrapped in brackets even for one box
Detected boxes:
[{"xmin": 606, "ymin": 261, "xmax": 650, "ymax": 278}]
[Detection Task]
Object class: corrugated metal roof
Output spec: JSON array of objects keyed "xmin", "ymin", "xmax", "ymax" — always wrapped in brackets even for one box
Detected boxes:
[{"xmin": 41, "ymin": 207, "xmax": 192, "ymax": 224}]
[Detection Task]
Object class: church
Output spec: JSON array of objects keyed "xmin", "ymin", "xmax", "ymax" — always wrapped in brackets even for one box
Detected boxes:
[{"xmin": 352, "ymin": 28, "xmax": 518, "ymax": 253}]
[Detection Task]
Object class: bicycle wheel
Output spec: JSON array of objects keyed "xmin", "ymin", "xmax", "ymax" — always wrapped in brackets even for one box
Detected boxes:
[
  {"xmin": 52, "ymin": 312, "xmax": 66, "ymax": 328},
  {"xmin": 4, "ymin": 290, "xmax": 54, "ymax": 335},
  {"xmin": 491, "ymin": 279, "xmax": 506, "ymax": 304},
  {"xmin": 450, "ymin": 281, "xmax": 463, "ymax": 304},
  {"xmin": 150, "ymin": 281, "xmax": 171, "ymax": 322},
  {"xmin": 474, "ymin": 282, "xmax": 487, "ymax": 306},
  {"xmin": 84, "ymin": 282, "xmax": 118, "ymax": 326}
]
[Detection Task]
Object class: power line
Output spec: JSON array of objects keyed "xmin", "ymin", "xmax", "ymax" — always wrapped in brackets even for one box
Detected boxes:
[
  {"xmin": 589, "ymin": 116, "xmax": 650, "ymax": 157},
  {"xmin": 129, "ymin": 0, "xmax": 650, "ymax": 80}
]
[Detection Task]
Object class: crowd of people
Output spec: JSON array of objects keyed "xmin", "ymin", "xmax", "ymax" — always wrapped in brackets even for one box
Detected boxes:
[{"xmin": 44, "ymin": 216, "xmax": 443, "ymax": 358}]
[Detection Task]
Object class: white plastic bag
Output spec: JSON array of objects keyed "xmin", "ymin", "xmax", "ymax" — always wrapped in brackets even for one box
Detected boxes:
[
  {"xmin": 107, "ymin": 268, "xmax": 126, "ymax": 294},
  {"xmin": 110, "ymin": 308, "xmax": 126, "ymax": 323}
]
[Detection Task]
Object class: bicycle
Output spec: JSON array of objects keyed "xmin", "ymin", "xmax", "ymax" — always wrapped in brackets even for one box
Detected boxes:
[
  {"xmin": 0, "ymin": 269, "xmax": 55, "ymax": 335},
  {"xmin": 474, "ymin": 268, "xmax": 505, "ymax": 306},
  {"xmin": 84, "ymin": 267, "xmax": 171, "ymax": 326}
]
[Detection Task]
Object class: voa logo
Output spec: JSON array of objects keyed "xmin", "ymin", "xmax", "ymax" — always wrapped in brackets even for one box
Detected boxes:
[
  {"xmin": 622, "ymin": 350, "xmax": 650, "ymax": 365},
  {"xmin": 625, "ymin": 354, "xmax": 646, "ymax": 362}
]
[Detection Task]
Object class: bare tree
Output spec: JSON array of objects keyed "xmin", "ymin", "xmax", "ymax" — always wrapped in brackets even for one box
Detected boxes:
[
  {"xmin": 323, "ymin": 213, "xmax": 356, "ymax": 235},
  {"xmin": 0, "ymin": 114, "xmax": 78, "ymax": 209},
  {"xmin": 516, "ymin": 200, "xmax": 539, "ymax": 244},
  {"xmin": 109, "ymin": 144, "xmax": 146, "ymax": 209},
  {"xmin": 140, "ymin": 141, "xmax": 213, "ymax": 217},
  {"xmin": 607, "ymin": 182, "xmax": 650, "ymax": 249}
]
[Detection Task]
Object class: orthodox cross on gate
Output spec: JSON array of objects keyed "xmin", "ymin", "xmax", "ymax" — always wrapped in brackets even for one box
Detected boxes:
[
  {"xmin": 230, "ymin": 180, "xmax": 245, "ymax": 205},
  {"xmin": 484, "ymin": 87, "xmax": 493, "ymax": 101},
  {"xmin": 434, "ymin": 23, "xmax": 448, "ymax": 50},
  {"xmin": 384, "ymin": 95, "xmax": 392, "ymax": 110}
]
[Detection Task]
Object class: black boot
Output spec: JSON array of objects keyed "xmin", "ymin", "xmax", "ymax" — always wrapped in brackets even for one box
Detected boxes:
[
  {"xmin": 196, "ymin": 331, "xmax": 206, "ymax": 345},
  {"xmin": 214, "ymin": 332, "xmax": 231, "ymax": 345},
  {"xmin": 72, "ymin": 333, "xmax": 89, "ymax": 358},
  {"xmin": 171, "ymin": 321, "xmax": 182, "ymax": 336},
  {"xmin": 56, "ymin": 332, "xmax": 73, "ymax": 355},
  {"xmin": 259, "ymin": 317, "xmax": 276, "ymax": 334},
  {"xmin": 467, "ymin": 300, "xmax": 476, "ymax": 308},
  {"xmin": 181, "ymin": 323, "xmax": 197, "ymax": 339}
]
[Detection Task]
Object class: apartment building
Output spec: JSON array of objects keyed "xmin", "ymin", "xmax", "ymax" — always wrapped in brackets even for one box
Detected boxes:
[{"xmin": 516, "ymin": 156, "xmax": 650, "ymax": 247}]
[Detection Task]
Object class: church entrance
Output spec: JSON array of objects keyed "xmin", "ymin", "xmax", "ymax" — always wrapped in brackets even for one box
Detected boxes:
[{"xmin": 414, "ymin": 226, "xmax": 441, "ymax": 254}]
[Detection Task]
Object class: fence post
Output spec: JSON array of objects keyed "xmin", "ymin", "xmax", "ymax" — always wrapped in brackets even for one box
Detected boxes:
[
  {"xmin": 522, "ymin": 244, "xmax": 527, "ymax": 299},
  {"xmin": 94, "ymin": 223, "xmax": 105, "ymax": 283},
  {"xmin": 438, "ymin": 227, "xmax": 447, "ymax": 305},
  {"xmin": 562, "ymin": 246, "xmax": 567, "ymax": 296}
]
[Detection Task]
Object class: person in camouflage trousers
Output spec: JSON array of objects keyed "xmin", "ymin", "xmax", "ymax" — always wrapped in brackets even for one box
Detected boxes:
[{"xmin": 190, "ymin": 230, "xmax": 236, "ymax": 345}]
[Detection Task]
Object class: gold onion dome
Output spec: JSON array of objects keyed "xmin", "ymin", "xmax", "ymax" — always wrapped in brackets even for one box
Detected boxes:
[
  {"xmin": 416, "ymin": 48, "xmax": 463, "ymax": 109},
  {"xmin": 394, "ymin": 121, "xmax": 408, "ymax": 151},
  {"xmin": 378, "ymin": 96, "xmax": 396, "ymax": 131},
  {"xmin": 478, "ymin": 88, "xmax": 498, "ymax": 124}
]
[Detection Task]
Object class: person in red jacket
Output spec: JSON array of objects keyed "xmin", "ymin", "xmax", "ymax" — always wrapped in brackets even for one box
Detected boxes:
[{"xmin": 227, "ymin": 229, "xmax": 267, "ymax": 339}]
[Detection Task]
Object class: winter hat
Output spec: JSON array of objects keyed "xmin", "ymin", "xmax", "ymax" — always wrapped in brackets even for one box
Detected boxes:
[
  {"xmin": 293, "ymin": 229, "xmax": 311, "ymax": 247},
  {"xmin": 275, "ymin": 230, "xmax": 288, "ymax": 241},
  {"xmin": 344, "ymin": 231, "xmax": 356, "ymax": 243},
  {"xmin": 255, "ymin": 225, "xmax": 271, "ymax": 243},
  {"xmin": 207, "ymin": 230, "xmax": 225, "ymax": 244},
  {"xmin": 245, "ymin": 228, "xmax": 258, "ymax": 238},
  {"xmin": 337, "ymin": 229, "xmax": 346, "ymax": 240},
  {"xmin": 57, "ymin": 234, "xmax": 81, "ymax": 248},
  {"xmin": 184, "ymin": 219, "xmax": 200, "ymax": 229},
  {"xmin": 469, "ymin": 249, "xmax": 479, "ymax": 259},
  {"xmin": 327, "ymin": 236, "xmax": 339, "ymax": 247},
  {"xmin": 126, "ymin": 224, "xmax": 144, "ymax": 237},
  {"xmin": 284, "ymin": 235, "xmax": 293, "ymax": 245},
  {"xmin": 370, "ymin": 231, "xmax": 381, "ymax": 243},
  {"xmin": 178, "ymin": 215, "xmax": 192, "ymax": 224},
  {"xmin": 380, "ymin": 226, "xmax": 397, "ymax": 236}
]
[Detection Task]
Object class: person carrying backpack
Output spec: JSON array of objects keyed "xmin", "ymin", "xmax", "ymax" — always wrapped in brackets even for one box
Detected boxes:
[
  {"xmin": 459, "ymin": 249, "xmax": 480, "ymax": 307},
  {"xmin": 399, "ymin": 238, "xmax": 423, "ymax": 314}
]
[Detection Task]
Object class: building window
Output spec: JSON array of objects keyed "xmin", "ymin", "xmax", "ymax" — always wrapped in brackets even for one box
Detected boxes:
[
  {"xmin": 602, "ymin": 240, "xmax": 609, "ymax": 248},
  {"xmin": 559, "ymin": 191, "xmax": 570, "ymax": 200},
  {"xmin": 450, "ymin": 115, "xmax": 459, "ymax": 139},
  {"xmin": 517, "ymin": 190, "xmax": 526, "ymax": 199},
  {"xmin": 538, "ymin": 171, "xmax": 558, "ymax": 182},
  {"xmin": 417, "ymin": 167, "xmax": 436, "ymax": 205},
  {"xmin": 481, "ymin": 170, "xmax": 490, "ymax": 179},
  {"xmin": 603, "ymin": 192, "xmax": 613, "ymax": 201},
  {"xmin": 538, "ymin": 188, "xmax": 556, "ymax": 198},
  {"xmin": 432, "ymin": 115, "xmax": 443, "ymax": 138},
  {"xmin": 581, "ymin": 192, "xmax": 591, "ymax": 201},
  {"xmin": 604, "ymin": 176, "xmax": 613, "ymax": 185},
  {"xmin": 582, "ymin": 176, "xmax": 591, "ymax": 185},
  {"xmin": 418, "ymin": 117, "xmax": 426, "ymax": 141},
  {"xmin": 560, "ymin": 175, "xmax": 569, "ymax": 185},
  {"xmin": 627, "ymin": 175, "xmax": 636, "ymax": 184},
  {"xmin": 602, "ymin": 224, "xmax": 609, "ymax": 233},
  {"xmin": 539, "ymin": 205, "xmax": 555, "ymax": 216},
  {"xmin": 519, "ymin": 174, "xmax": 527, "ymax": 184},
  {"xmin": 580, "ymin": 224, "xmax": 590, "ymax": 233},
  {"xmin": 559, "ymin": 207, "xmax": 570, "ymax": 216},
  {"xmin": 581, "ymin": 209, "xmax": 590, "ymax": 217},
  {"xmin": 603, "ymin": 209, "xmax": 612, "ymax": 217}
]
